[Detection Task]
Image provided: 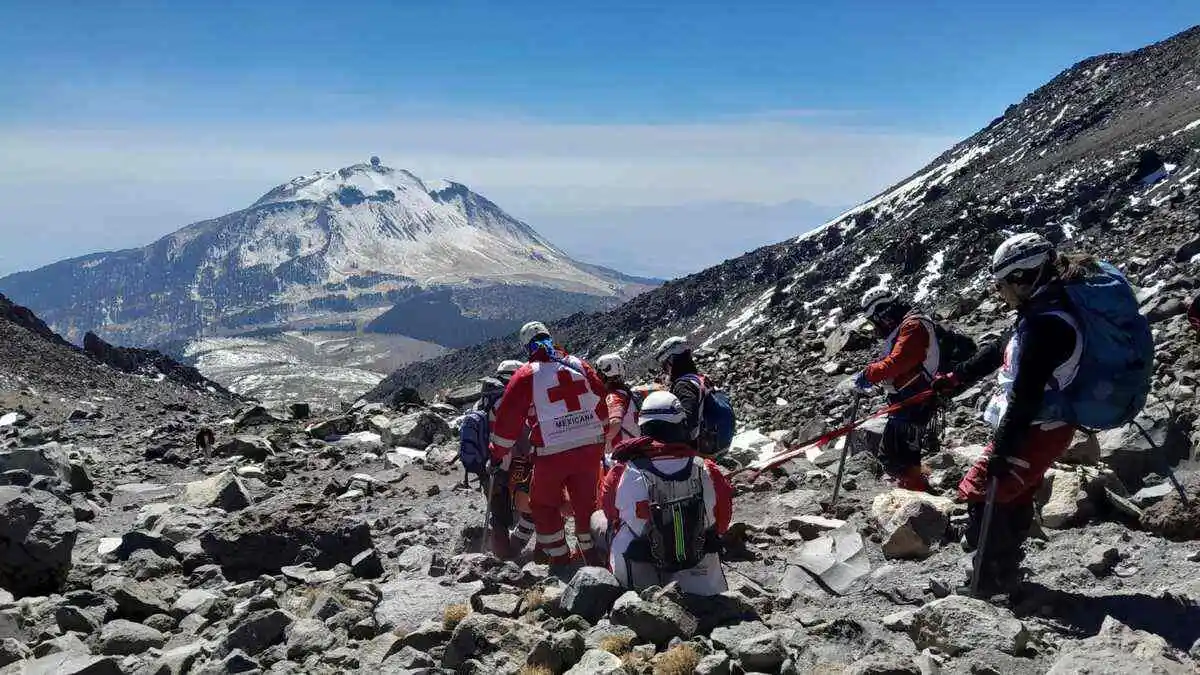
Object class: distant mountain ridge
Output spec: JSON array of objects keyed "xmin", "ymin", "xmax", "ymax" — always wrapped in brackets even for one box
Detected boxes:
[{"xmin": 0, "ymin": 159, "xmax": 653, "ymax": 347}]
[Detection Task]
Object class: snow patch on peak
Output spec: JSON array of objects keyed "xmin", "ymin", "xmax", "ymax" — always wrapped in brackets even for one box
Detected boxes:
[{"xmin": 254, "ymin": 162, "xmax": 431, "ymax": 208}]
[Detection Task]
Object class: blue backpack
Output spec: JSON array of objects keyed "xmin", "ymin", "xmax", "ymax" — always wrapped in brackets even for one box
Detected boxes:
[
  {"xmin": 1049, "ymin": 261, "xmax": 1154, "ymax": 430},
  {"xmin": 459, "ymin": 386, "xmax": 502, "ymax": 476},
  {"xmin": 680, "ymin": 375, "xmax": 737, "ymax": 456}
]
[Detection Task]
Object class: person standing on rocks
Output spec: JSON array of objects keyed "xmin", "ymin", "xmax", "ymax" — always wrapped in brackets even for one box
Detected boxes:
[
  {"xmin": 652, "ymin": 337, "xmax": 710, "ymax": 453},
  {"xmin": 479, "ymin": 359, "xmax": 536, "ymax": 558},
  {"xmin": 933, "ymin": 233, "xmax": 1150, "ymax": 596},
  {"xmin": 835, "ymin": 288, "xmax": 940, "ymax": 491},
  {"xmin": 490, "ymin": 321, "xmax": 609, "ymax": 567},
  {"xmin": 595, "ymin": 353, "xmax": 641, "ymax": 463},
  {"xmin": 598, "ymin": 391, "xmax": 732, "ymax": 594}
]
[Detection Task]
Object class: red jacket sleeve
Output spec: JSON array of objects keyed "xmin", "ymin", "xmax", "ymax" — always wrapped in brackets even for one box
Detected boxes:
[
  {"xmin": 863, "ymin": 318, "xmax": 931, "ymax": 385},
  {"xmin": 604, "ymin": 391, "xmax": 629, "ymax": 445},
  {"xmin": 582, "ymin": 360, "xmax": 610, "ymax": 424},
  {"xmin": 489, "ymin": 367, "xmax": 533, "ymax": 461},
  {"xmin": 600, "ymin": 463, "xmax": 625, "ymax": 526},
  {"xmin": 705, "ymin": 460, "xmax": 733, "ymax": 535}
]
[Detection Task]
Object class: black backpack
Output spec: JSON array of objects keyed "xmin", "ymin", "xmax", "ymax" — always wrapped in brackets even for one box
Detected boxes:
[
  {"xmin": 625, "ymin": 457, "xmax": 719, "ymax": 573},
  {"xmin": 913, "ymin": 314, "xmax": 977, "ymax": 375}
]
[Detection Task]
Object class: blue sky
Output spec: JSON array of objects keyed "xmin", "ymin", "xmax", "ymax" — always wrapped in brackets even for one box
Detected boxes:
[{"xmin": 0, "ymin": 1, "xmax": 1196, "ymax": 276}]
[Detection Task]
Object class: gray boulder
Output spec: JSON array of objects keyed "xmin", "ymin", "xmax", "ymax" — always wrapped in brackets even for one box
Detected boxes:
[
  {"xmin": 564, "ymin": 648, "xmax": 625, "ymax": 674},
  {"xmin": 213, "ymin": 436, "xmax": 273, "ymax": 461},
  {"xmin": 213, "ymin": 609, "xmax": 294, "ymax": 657},
  {"xmin": 735, "ymin": 630, "xmax": 788, "ymax": 672},
  {"xmin": 1047, "ymin": 616, "xmax": 1195, "ymax": 673},
  {"xmin": 0, "ymin": 639, "xmax": 29, "ymax": 669},
  {"xmin": 881, "ymin": 500, "xmax": 948, "ymax": 559},
  {"xmin": 199, "ymin": 493, "xmax": 374, "ymax": 577},
  {"xmin": 0, "ymin": 444, "xmax": 72, "ymax": 487},
  {"xmin": 0, "ymin": 653, "xmax": 121, "ymax": 675},
  {"xmin": 381, "ymin": 411, "xmax": 451, "ymax": 449},
  {"xmin": 0, "ymin": 486, "xmax": 77, "ymax": 597},
  {"xmin": 561, "ymin": 567, "xmax": 623, "ymax": 623},
  {"xmin": 909, "ymin": 595, "xmax": 1028, "ymax": 656},
  {"xmin": 182, "ymin": 471, "xmax": 252, "ymax": 512},
  {"xmin": 442, "ymin": 613, "xmax": 550, "ymax": 670},
  {"xmin": 609, "ymin": 591, "xmax": 697, "ymax": 647},
  {"xmin": 97, "ymin": 619, "xmax": 165, "ymax": 655},
  {"xmin": 285, "ymin": 618, "xmax": 335, "ymax": 660}
]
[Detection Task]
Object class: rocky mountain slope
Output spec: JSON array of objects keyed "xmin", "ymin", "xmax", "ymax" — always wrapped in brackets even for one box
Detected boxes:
[
  {"xmin": 368, "ymin": 25, "xmax": 1200, "ymax": 421},
  {"xmin": 0, "ymin": 159, "xmax": 654, "ymax": 348},
  {"xmin": 2, "ymin": 267, "xmax": 1199, "ymax": 674}
]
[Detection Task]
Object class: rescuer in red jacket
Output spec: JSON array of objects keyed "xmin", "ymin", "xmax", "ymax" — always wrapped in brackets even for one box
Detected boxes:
[
  {"xmin": 489, "ymin": 321, "xmax": 609, "ymax": 567},
  {"xmin": 837, "ymin": 288, "xmax": 938, "ymax": 491}
]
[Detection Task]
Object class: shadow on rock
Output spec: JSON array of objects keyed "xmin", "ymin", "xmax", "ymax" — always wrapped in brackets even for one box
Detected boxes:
[{"xmin": 1015, "ymin": 583, "xmax": 1200, "ymax": 651}]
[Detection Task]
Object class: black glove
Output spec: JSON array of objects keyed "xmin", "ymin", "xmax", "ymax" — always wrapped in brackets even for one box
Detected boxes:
[{"xmin": 931, "ymin": 372, "xmax": 962, "ymax": 396}]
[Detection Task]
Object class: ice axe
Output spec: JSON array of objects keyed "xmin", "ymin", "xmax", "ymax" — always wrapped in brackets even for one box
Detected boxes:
[
  {"xmin": 829, "ymin": 391, "xmax": 864, "ymax": 511},
  {"xmin": 970, "ymin": 475, "xmax": 999, "ymax": 597}
]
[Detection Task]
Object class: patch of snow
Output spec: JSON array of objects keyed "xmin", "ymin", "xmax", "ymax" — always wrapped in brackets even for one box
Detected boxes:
[
  {"xmin": 913, "ymin": 249, "xmax": 947, "ymax": 302},
  {"xmin": 1047, "ymin": 104, "xmax": 1070, "ymax": 127}
]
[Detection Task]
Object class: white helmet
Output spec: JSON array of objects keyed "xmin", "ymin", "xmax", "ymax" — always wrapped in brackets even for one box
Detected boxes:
[
  {"xmin": 519, "ymin": 321, "xmax": 550, "ymax": 346},
  {"xmin": 595, "ymin": 353, "xmax": 625, "ymax": 380},
  {"xmin": 652, "ymin": 336, "xmax": 691, "ymax": 366},
  {"xmin": 991, "ymin": 233, "xmax": 1054, "ymax": 281},
  {"xmin": 638, "ymin": 391, "xmax": 686, "ymax": 427},
  {"xmin": 496, "ymin": 360, "xmax": 524, "ymax": 380},
  {"xmin": 860, "ymin": 287, "xmax": 897, "ymax": 319}
]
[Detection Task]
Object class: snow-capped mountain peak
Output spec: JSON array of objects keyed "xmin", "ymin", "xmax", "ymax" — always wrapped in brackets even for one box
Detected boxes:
[{"xmin": 252, "ymin": 160, "xmax": 433, "ymax": 208}]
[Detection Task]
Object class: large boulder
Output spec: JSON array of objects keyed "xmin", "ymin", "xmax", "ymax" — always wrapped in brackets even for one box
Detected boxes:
[
  {"xmin": 1097, "ymin": 403, "xmax": 1191, "ymax": 489},
  {"xmin": 199, "ymin": 493, "xmax": 374, "ymax": 578},
  {"xmin": 565, "ymin": 649, "xmax": 625, "ymax": 675},
  {"xmin": 442, "ymin": 613, "xmax": 550, "ymax": 671},
  {"xmin": 182, "ymin": 471, "xmax": 252, "ymax": 512},
  {"xmin": 1040, "ymin": 468, "xmax": 1092, "ymax": 529},
  {"xmin": 561, "ymin": 567, "xmax": 623, "ymax": 623},
  {"xmin": 610, "ymin": 591, "xmax": 697, "ymax": 647},
  {"xmin": 824, "ymin": 319, "xmax": 872, "ymax": 358},
  {"xmin": 213, "ymin": 609, "xmax": 295, "ymax": 658},
  {"xmin": 213, "ymin": 436, "xmax": 273, "ymax": 462},
  {"xmin": 0, "ymin": 443, "xmax": 72, "ymax": 487},
  {"xmin": 909, "ymin": 595, "xmax": 1029, "ymax": 656},
  {"xmin": 374, "ymin": 578, "xmax": 483, "ymax": 634},
  {"xmin": 0, "ymin": 653, "xmax": 121, "ymax": 675},
  {"xmin": 784, "ymin": 524, "xmax": 870, "ymax": 595},
  {"xmin": 1047, "ymin": 616, "xmax": 1194, "ymax": 673},
  {"xmin": 880, "ymin": 499, "xmax": 948, "ymax": 560},
  {"xmin": 0, "ymin": 486, "xmax": 77, "ymax": 597},
  {"xmin": 1140, "ymin": 483, "xmax": 1200, "ymax": 541},
  {"xmin": 381, "ymin": 411, "xmax": 451, "ymax": 449},
  {"xmin": 97, "ymin": 619, "xmax": 166, "ymax": 655}
]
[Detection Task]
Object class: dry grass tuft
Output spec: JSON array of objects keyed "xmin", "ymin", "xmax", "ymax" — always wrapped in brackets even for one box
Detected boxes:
[
  {"xmin": 599, "ymin": 634, "xmax": 634, "ymax": 655},
  {"xmin": 522, "ymin": 588, "xmax": 546, "ymax": 613},
  {"xmin": 442, "ymin": 603, "xmax": 470, "ymax": 630},
  {"xmin": 517, "ymin": 666, "xmax": 554, "ymax": 675},
  {"xmin": 653, "ymin": 643, "xmax": 700, "ymax": 675}
]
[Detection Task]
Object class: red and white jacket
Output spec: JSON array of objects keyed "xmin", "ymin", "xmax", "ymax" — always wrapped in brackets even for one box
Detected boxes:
[
  {"xmin": 600, "ymin": 437, "xmax": 732, "ymax": 557},
  {"xmin": 864, "ymin": 313, "xmax": 939, "ymax": 394},
  {"xmin": 489, "ymin": 351, "xmax": 609, "ymax": 461},
  {"xmin": 604, "ymin": 387, "xmax": 640, "ymax": 451}
]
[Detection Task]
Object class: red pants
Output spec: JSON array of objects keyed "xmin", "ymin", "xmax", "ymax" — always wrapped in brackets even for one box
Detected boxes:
[
  {"xmin": 958, "ymin": 424, "xmax": 1075, "ymax": 505},
  {"xmin": 530, "ymin": 444, "xmax": 603, "ymax": 563}
]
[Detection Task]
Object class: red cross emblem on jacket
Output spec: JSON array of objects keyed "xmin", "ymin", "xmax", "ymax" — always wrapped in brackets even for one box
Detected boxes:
[{"xmin": 547, "ymin": 370, "xmax": 589, "ymax": 412}]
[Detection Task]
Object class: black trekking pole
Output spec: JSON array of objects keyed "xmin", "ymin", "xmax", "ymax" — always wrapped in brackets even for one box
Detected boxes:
[
  {"xmin": 970, "ymin": 475, "xmax": 999, "ymax": 597},
  {"xmin": 829, "ymin": 391, "xmax": 864, "ymax": 510},
  {"xmin": 480, "ymin": 469, "xmax": 496, "ymax": 554}
]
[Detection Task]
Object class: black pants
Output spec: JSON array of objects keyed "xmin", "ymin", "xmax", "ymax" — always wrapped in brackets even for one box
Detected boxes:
[
  {"xmin": 487, "ymin": 471, "xmax": 514, "ymax": 531},
  {"xmin": 963, "ymin": 500, "xmax": 1034, "ymax": 588},
  {"xmin": 878, "ymin": 400, "xmax": 936, "ymax": 476}
]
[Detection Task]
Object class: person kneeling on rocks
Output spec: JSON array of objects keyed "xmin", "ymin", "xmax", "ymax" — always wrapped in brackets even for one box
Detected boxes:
[{"xmin": 596, "ymin": 391, "xmax": 732, "ymax": 595}]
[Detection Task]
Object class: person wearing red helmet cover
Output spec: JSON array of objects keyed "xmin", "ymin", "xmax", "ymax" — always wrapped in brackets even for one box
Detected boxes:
[
  {"xmin": 598, "ymin": 391, "xmax": 733, "ymax": 595},
  {"xmin": 489, "ymin": 321, "xmax": 609, "ymax": 567}
]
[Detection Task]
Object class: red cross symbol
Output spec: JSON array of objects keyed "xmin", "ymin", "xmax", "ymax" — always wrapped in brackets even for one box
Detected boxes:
[{"xmin": 547, "ymin": 370, "xmax": 589, "ymax": 412}]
